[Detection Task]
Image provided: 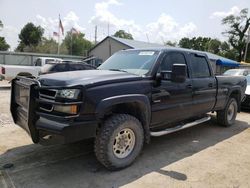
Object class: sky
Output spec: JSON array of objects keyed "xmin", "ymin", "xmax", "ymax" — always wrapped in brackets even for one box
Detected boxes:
[{"xmin": 0, "ymin": 0, "xmax": 249, "ymax": 50}]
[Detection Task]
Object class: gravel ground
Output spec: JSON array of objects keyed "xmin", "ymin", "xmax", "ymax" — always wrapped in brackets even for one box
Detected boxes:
[{"xmin": 0, "ymin": 89, "xmax": 250, "ymax": 188}]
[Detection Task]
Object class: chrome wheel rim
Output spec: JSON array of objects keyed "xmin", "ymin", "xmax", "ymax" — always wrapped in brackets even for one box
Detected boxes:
[
  {"xmin": 113, "ymin": 128, "xmax": 136, "ymax": 159},
  {"xmin": 227, "ymin": 102, "xmax": 235, "ymax": 121}
]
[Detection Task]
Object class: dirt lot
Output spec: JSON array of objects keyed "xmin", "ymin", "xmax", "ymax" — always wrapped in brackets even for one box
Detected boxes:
[{"xmin": 0, "ymin": 86, "xmax": 250, "ymax": 188}]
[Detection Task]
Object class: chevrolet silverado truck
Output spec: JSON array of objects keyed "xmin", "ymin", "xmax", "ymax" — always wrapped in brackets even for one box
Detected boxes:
[{"xmin": 10, "ymin": 48, "xmax": 247, "ymax": 170}]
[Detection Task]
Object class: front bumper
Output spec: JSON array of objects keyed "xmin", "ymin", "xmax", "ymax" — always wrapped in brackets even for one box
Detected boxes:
[
  {"xmin": 11, "ymin": 76, "xmax": 98, "ymax": 145},
  {"xmin": 37, "ymin": 117, "xmax": 98, "ymax": 145}
]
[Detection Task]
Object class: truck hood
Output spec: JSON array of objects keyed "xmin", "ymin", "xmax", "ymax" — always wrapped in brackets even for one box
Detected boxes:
[{"xmin": 38, "ymin": 70, "xmax": 143, "ymax": 87}]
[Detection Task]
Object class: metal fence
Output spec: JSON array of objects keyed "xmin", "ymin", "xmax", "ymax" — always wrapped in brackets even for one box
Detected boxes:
[{"xmin": 0, "ymin": 51, "xmax": 85, "ymax": 66}]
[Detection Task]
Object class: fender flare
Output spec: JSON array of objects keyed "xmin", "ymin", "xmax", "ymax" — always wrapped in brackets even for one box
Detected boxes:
[
  {"xmin": 95, "ymin": 94, "xmax": 151, "ymax": 143},
  {"xmin": 227, "ymin": 86, "xmax": 243, "ymax": 111}
]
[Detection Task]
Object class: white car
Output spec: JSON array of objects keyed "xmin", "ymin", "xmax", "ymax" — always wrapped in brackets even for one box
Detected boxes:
[
  {"xmin": 223, "ymin": 69, "xmax": 250, "ymax": 76},
  {"xmin": 0, "ymin": 57, "xmax": 62, "ymax": 81}
]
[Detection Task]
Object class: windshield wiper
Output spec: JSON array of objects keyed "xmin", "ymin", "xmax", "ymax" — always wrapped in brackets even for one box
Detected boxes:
[{"xmin": 108, "ymin": 69, "xmax": 128, "ymax": 73}]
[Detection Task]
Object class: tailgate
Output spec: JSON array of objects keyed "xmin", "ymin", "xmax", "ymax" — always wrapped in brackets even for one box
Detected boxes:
[{"xmin": 10, "ymin": 77, "xmax": 40, "ymax": 143}]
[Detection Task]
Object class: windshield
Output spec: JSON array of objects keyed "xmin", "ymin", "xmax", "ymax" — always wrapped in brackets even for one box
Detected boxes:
[
  {"xmin": 223, "ymin": 69, "xmax": 244, "ymax": 76},
  {"xmin": 98, "ymin": 50, "xmax": 159, "ymax": 76}
]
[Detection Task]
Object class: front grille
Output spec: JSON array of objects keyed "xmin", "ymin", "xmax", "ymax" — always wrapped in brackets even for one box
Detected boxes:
[
  {"xmin": 38, "ymin": 89, "xmax": 57, "ymax": 112},
  {"xmin": 39, "ymin": 89, "xmax": 57, "ymax": 100}
]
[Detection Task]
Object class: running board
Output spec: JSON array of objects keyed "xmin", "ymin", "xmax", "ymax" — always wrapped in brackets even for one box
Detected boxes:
[{"xmin": 150, "ymin": 116, "xmax": 211, "ymax": 137}]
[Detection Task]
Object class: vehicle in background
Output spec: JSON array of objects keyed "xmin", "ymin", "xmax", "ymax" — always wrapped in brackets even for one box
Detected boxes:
[
  {"xmin": 223, "ymin": 69, "xmax": 250, "ymax": 76},
  {"xmin": 241, "ymin": 75, "xmax": 250, "ymax": 109},
  {"xmin": 0, "ymin": 57, "xmax": 62, "ymax": 81},
  {"xmin": 40, "ymin": 62, "xmax": 96, "ymax": 75}
]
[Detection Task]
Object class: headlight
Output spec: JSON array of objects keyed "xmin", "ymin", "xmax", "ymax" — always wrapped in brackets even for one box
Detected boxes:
[{"xmin": 57, "ymin": 89, "xmax": 80, "ymax": 99}]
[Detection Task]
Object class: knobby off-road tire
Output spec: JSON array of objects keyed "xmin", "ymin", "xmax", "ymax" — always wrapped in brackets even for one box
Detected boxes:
[
  {"xmin": 95, "ymin": 114, "xmax": 144, "ymax": 170},
  {"xmin": 217, "ymin": 98, "xmax": 238, "ymax": 127}
]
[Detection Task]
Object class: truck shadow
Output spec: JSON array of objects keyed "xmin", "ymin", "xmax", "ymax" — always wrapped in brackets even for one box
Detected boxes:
[{"xmin": 0, "ymin": 118, "xmax": 249, "ymax": 188}]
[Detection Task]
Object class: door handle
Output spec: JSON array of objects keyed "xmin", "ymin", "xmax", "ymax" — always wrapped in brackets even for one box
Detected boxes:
[{"xmin": 186, "ymin": 84, "xmax": 192, "ymax": 89}]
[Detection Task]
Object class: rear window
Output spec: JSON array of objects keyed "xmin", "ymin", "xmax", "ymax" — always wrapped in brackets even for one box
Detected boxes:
[
  {"xmin": 190, "ymin": 54, "xmax": 211, "ymax": 78},
  {"xmin": 52, "ymin": 64, "xmax": 68, "ymax": 72}
]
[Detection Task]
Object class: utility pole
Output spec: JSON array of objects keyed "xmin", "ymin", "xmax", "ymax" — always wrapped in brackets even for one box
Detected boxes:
[
  {"xmin": 94, "ymin": 26, "xmax": 97, "ymax": 44},
  {"xmin": 57, "ymin": 15, "xmax": 60, "ymax": 55},
  {"xmin": 244, "ymin": 27, "xmax": 250, "ymax": 62}
]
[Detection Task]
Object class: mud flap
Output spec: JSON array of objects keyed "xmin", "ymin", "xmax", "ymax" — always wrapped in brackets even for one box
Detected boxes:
[{"xmin": 10, "ymin": 77, "xmax": 40, "ymax": 143}]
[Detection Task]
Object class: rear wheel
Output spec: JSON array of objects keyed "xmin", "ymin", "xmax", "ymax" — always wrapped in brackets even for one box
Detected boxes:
[
  {"xmin": 217, "ymin": 98, "xmax": 238, "ymax": 127},
  {"xmin": 95, "ymin": 114, "xmax": 144, "ymax": 170}
]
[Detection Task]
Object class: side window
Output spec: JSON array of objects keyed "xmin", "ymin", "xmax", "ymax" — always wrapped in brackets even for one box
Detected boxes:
[
  {"xmin": 52, "ymin": 64, "xmax": 68, "ymax": 72},
  {"xmin": 35, "ymin": 58, "xmax": 42, "ymax": 66},
  {"xmin": 69, "ymin": 64, "xmax": 85, "ymax": 71},
  {"xmin": 190, "ymin": 54, "xmax": 211, "ymax": 78},
  {"xmin": 45, "ymin": 59, "xmax": 54, "ymax": 64},
  {"xmin": 160, "ymin": 52, "xmax": 188, "ymax": 77}
]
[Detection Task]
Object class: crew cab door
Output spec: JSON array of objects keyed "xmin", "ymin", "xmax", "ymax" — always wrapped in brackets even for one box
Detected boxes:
[
  {"xmin": 151, "ymin": 51, "xmax": 193, "ymax": 127},
  {"xmin": 188, "ymin": 53, "xmax": 216, "ymax": 114}
]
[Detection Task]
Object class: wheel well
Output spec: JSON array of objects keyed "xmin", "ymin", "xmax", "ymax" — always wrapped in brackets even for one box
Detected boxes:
[
  {"xmin": 229, "ymin": 90, "xmax": 241, "ymax": 112},
  {"xmin": 101, "ymin": 102, "xmax": 150, "ymax": 143}
]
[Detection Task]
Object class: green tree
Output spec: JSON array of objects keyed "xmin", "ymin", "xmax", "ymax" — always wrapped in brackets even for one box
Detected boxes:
[
  {"xmin": 178, "ymin": 37, "xmax": 239, "ymax": 60},
  {"xmin": 35, "ymin": 37, "xmax": 58, "ymax": 54},
  {"xmin": 206, "ymin": 39, "xmax": 222, "ymax": 54},
  {"xmin": 113, "ymin": 30, "xmax": 133, "ymax": 40},
  {"xmin": 16, "ymin": 22, "xmax": 44, "ymax": 52},
  {"xmin": 62, "ymin": 32, "xmax": 92, "ymax": 56},
  {"xmin": 0, "ymin": 37, "xmax": 10, "ymax": 51},
  {"xmin": 178, "ymin": 37, "xmax": 193, "ymax": 49},
  {"xmin": 179, "ymin": 37, "xmax": 211, "ymax": 51},
  {"xmin": 0, "ymin": 20, "xmax": 10, "ymax": 51},
  {"xmin": 222, "ymin": 8, "xmax": 250, "ymax": 61},
  {"xmin": 165, "ymin": 40, "xmax": 177, "ymax": 47}
]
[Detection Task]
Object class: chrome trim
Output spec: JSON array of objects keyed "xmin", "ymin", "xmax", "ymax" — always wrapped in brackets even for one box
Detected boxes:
[
  {"xmin": 150, "ymin": 116, "xmax": 211, "ymax": 137},
  {"xmin": 39, "ymin": 89, "xmax": 57, "ymax": 100}
]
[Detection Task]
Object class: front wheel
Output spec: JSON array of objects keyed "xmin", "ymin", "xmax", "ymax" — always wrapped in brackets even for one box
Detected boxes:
[
  {"xmin": 217, "ymin": 98, "xmax": 238, "ymax": 127},
  {"xmin": 94, "ymin": 114, "xmax": 144, "ymax": 170}
]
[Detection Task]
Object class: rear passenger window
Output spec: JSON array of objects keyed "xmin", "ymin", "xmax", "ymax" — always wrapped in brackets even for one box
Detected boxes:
[{"xmin": 190, "ymin": 54, "xmax": 211, "ymax": 78}]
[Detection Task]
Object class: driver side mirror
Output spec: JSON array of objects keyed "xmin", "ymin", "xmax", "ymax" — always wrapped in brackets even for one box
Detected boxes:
[
  {"xmin": 160, "ymin": 64, "xmax": 187, "ymax": 83},
  {"xmin": 171, "ymin": 64, "xmax": 187, "ymax": 83}
]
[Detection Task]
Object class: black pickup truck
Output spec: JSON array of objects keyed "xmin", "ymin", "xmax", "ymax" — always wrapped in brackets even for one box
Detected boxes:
[{"xmin": 11, "ymin": 48, "xmax": 246, "ymax": 170}]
